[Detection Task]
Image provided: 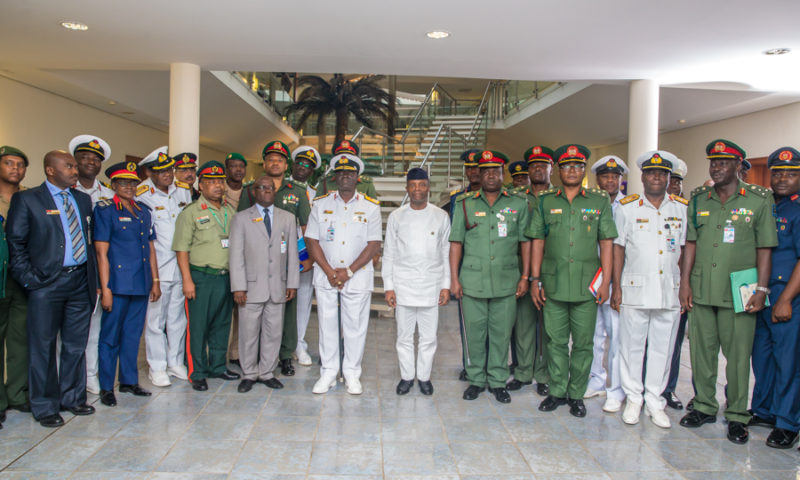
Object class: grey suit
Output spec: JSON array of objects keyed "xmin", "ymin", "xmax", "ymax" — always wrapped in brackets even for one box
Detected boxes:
[{"xmin": 230, "ymin": 204, "xmax": 299, "ymax": 380}]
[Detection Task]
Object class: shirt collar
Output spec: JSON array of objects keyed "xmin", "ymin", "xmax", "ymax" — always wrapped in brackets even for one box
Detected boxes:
[
  {"xmin": 258, "ymin": 203, "xmax": 274, "ymax": 218},
  {"xmin": 45, "ymin": 180, "xmax": 70, "ymax": 196}
]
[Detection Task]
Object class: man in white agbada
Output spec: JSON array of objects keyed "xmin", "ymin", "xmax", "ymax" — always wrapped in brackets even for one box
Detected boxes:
[
  {"xmin": 383, "ymin": 167, "xmax": 451, "ymax": 396},
  {"xmin": 611, "ymin": 150, "xmax": 687, "ymax": 428}
]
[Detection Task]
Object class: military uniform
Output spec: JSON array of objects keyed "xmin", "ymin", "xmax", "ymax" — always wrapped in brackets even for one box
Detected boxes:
[
  {"xmin": 172, "ymin": 162, "xmax": 237, "ymax": 384},
  {"xmin": 316, "ymin": 139, "xmax": 378, "ymax": 198},
  {"xmin": 174, "ymin": 153, "xmax": 200, "ymax": 201},
  {"xmin": 684, "ymin": 140, "xmax": 777, "ymax": 427}
]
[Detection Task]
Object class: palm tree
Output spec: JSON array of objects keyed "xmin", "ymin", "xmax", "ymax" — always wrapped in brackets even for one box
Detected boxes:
[{"xmin": 285, "ymin": 74, "xmax": 393, "ymax": 154}]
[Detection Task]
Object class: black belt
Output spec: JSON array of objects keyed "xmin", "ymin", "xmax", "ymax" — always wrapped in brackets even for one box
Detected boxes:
[
  {"xmin": 190, "ymin": 265, "xmax": 229, "ymax": 276},
  {"xmin": 62, "ymin": 264, "xmax": 87, "ymax": 274}
]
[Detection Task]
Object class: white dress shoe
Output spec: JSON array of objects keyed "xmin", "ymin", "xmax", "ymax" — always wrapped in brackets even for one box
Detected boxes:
[
  {"xmin": 86, "ymin": 375, "xmax": 100, "ymax": 395},
  {"xmin": 602, "ymin": 397, "xmax": 623, "ymax": 413},
  {"xmin": 646, "ymin": 405, "xmax": 671, "ymax": 428},
  {"xmin": 167, "ymin": 365, "xmax": 189, "ymax": 380},
  {"xmin": 346, "ymin": 377, "xmax": 363, "ymax": 395},
  {"xmin": 584, "ymin": 388, "xmax": 606, "ymax": 399},
  {"xmin": 149, "ymin": 369, "xmax": 172, "ymax": 387},
  {"xmin": 296, "ymin": 348, "xmax": 312, "ymax": 366},
  {"xmin": 622, "ymin": 401, "xmax": 643, "ymax": 425},
  {"xmin": 312, "ymin": 374, "xmax": 338, "ymax": 394}
]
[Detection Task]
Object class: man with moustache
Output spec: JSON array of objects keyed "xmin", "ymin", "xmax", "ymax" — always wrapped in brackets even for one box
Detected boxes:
[
  {"xmin": 315, "ymin": 140, "xmax": 378, "ymax": 198},
  {"xmin": 173, "ymin": 153, "xmax": 200, "ymax": 201}
]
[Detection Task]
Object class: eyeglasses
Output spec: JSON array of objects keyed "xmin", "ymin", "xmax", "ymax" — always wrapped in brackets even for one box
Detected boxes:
[
  {"xmin": 559, "ymin": 164, "xmax": 585, "ymax": 171},
  {"xmin": 253, "ymin": 185, "xmax": 274, "ymax": 192}
]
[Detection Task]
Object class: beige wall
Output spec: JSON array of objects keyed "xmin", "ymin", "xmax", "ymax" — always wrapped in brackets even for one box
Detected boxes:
[{"xmin": 0, "ymin": 76, "xmax": 225, "ymax": 187}]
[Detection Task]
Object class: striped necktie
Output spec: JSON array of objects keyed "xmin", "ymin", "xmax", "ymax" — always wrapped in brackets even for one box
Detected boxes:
[
  {"xmin": 265, "ymin": 208, "xmax": 272, "ymax": 237},
  {"xmin": 60, "ymin": 191, "xmax": 87, "ymax": 264}
]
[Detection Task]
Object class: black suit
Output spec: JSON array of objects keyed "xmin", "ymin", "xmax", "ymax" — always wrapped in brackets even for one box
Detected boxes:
[{"xmin": 6, "ymin": 183, "xmax": 98, "ymax": 419}]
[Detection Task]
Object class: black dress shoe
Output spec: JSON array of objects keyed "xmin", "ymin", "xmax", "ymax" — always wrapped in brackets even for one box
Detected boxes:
[
  {"xmin": 490, "ymin": 387, "xmax": 511, "ymax": 404},
  {"xmin": 506, "ymin": 379, "xmax": 531, "ymax": 391},
  {"xmin": 462, "ymin": 385, "xmax": 485, "ymax": 400},
  {"xmin": 38, "ymin": 413, "xmax": 64, "ymax": 428},
  {"xmin": 61, "ymin": 404, "xmax": 95, "ymax": 416},
  {"xmin": 229, "ymin": 359, "xmax": 241, "ymax": 367},
  {"xmin": 686, "ymin": 398, "xmax": 695, "ymax": 412},
  {"xmin": 280, "ymin": 359, "xmax": 295, "ymax": 376},
  {"xmin": 568, "ymin": 398, "xmax": 587, "ymax": 417},
  {"xmin": 210, "ymin": 370, "xmax": 240, "ymax": 381},
  {"xmin": 418, "ymin": 380, "xmax": 434, "ymax": 396},
  {"xmin": 238, "ymin": 379, "xmax": 255, "ymax": 393},
  {"xmin": 396, "ymin": 379, "xmax": 414, "ymax": 395},
  {"xmin": 536, "ymin": 383, "xmax": 549, "ymax": 396},
  {"xmin": 679, "ymin": 409, "xmax": 716, "ymax": 428},
  {"xmin": 100, "ymin": 390, "xmax": 117, "ymax": 406},
  {"xmin": 766, "ymin": 428, "xmax": 799, "ymax": 449},
  {"xmin": 748, "ymin": 412, "xmax": 776, "ymax": 428},
  {"xmin": 727, "ymin": 421, "xmax": 749, "ymax": 444},
  {"xmin": 458, "ymin": 369, "xmax": 467, "ymax": 382},
  {"xmin": 119, "ymin": 384, "xmax": 152, "ymax": 396},
  {"xmin": 538, "ymin": 395, "xmax": 567, "ymax": 412},
  {"xmin": 8, "ymin": 401, "xmax": 31, "ymax": 413},
  {"xmin": 0, "ymin": 410, "xmax": 5, "ymax": 422},
  {"xmin": 662, "ymin": 392, "xmax": 683, "ymax": 410},
  {"xmin": 191, "ymin": 379, "xmax": 208, "ymax": 391},
  {"xmin": 260, "ymin": 378, "xmax": 284, "ymax": 389}
]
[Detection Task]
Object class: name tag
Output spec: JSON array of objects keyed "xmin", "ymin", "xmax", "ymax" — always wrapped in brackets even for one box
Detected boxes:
[
  {"xmin": 46, "ymin": 209, "xmax": 60, "ymax": 215},
  {"xmin": 498, "ymin": 223, "xmax": 508, "ymax": 237},
  {"xmin": 724, "ymin": 226, "xmax": 735, "ymax": 243},
  {"xmin": 221, "ymin": 238, "xmax": 230, "ymax": 249},
  {"xmin": 280, "ymin": 241, "xmax": 287, "ymax": 253},
  {"xmin": 550, "ymin": 209, "xmax": 562, "ymax": 214},
  {"xmin": 119, "ymin": 217, "xmax": 132, "ymax": 222}
]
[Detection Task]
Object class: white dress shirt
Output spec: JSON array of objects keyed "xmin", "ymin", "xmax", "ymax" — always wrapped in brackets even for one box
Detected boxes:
[{"xmin": 74, "ymin": 178, "xmax": 114, "ymax": 205}]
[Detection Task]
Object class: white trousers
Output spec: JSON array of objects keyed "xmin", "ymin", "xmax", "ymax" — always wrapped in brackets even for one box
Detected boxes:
[
  {"xmin": 296, "ymin": 270, "xmax": 314, "ymax": 353},
  {"xmin": 395, "ymin": 305, "xmax": 439, "ymax": 382},
  {"xmin": 588, "ymin": 303, "xmax": 625, "ymax": 400},
  {"xmin": 144, "ymin": 279, "xmax": 187, "ymax": 372},
  {"xmin": 85, "ymin": 302, "xmax": 102, "ymax": 378},
  {"xmin": 619, "ymin": 306, "xmax": 680, "ymax": 409},
  {"xmin": 315, "ymin": 287, "xmax": 371, "ymax": 380}
]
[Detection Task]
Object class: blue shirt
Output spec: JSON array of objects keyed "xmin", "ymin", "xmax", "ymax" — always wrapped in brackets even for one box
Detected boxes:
[
  {"xmin": 257, "ymin": 203, "xmax": 274, "ymax": 225},
  {"xmin": 45, "ymin": 180, "xmax": 87, "ymax": 267},
  {"xmin": 769, "ymin": 194, "xmax": 800, "ymax": 301}
]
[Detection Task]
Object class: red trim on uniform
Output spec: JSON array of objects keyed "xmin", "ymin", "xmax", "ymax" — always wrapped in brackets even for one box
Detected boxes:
[
  {"xmin": 791, "ymin": 194, "xmax": 799, "ymax": 201},
  {"xmin": 740, "ymin": 187, "xmax": 746, "ymax": 196},
  {"xmin": 185, "ymin": 299, "xmax": 194, "ymax": 381}
]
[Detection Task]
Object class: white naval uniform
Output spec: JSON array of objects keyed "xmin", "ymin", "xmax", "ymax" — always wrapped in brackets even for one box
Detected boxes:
[
  {"xmin": 74, "ymin": 179, "xmax": 114, "ymax": 382},
  {"xmin": 615, "ymin": 193, "xmax": 687, "ymax": 410},
  {"xmin": 588, "ymin": 191, "xmax": 625, "ymax": 400},
  {"xmin": 135, "ymin": 179, "xmax": 192, "ymax": 373},
  {"xmin": 382, "ymin": 203, "xmax": 451, "ymax": 382},
  {"xmin": 305, "ymin": 191, "xmax": 381, "ymax": 381},
  {"xmin": 296, "ymin": 181, "xmax": 317, "ymax": 355}
]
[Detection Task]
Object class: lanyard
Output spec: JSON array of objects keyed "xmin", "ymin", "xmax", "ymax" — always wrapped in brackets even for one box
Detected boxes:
[{"xmin": 209, "ymin": 207, "xmax": 228, "ymax": 234}]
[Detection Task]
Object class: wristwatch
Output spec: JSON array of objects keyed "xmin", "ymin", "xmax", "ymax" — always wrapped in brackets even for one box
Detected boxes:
[
  {"xmin": 756, "ymin": 286, "xmax": 771, "ymax": 295},
  {"xmin": 346, "ymin": 267, "xmax": 354, "ymax": 278}
]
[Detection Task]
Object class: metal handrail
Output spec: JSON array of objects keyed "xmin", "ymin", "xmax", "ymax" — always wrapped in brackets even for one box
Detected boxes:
[
  {"xmin": 400, "ymin": 123, "xmax": 466, "ymax": 205},
  {"xmin": 399, "ymin": 82, "xmax": 438, "ymax": 144},
  {"xmin": 466, "ymin": 81, "xmax": 493, "ymax": 143},
  {"xmin": 350, "ymin": 125, "xmax": 401, "ymax": 143}
]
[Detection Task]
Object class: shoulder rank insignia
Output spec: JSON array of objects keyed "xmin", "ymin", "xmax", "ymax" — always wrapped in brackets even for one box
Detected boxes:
[
  {"xmin": 175, "ymin": 180, "xmax": 190, "ymax": 189},
  {"xmin": 100, "ymin": 181, "xmax": 111, "ymax": 189},
  {"xmin": 538, "ymin": 188, "xmax": 557, "ymax": 197},
  {"xmin": 670, "ymin": 194, "xmax": 688, "ymax": 205},
  {"xmin": 691, "ymin": 185, "xmax": 710, "ymax": 197},
  {"xmin": 620, "ymin": 194, "xmax": 640, "ymax": 205},
  {"xmin": 312, "ymin": 192, "xmax": 331, "ymax": 201},
  {"xmin": 359, "ymin": 174, "xmax": 373, "ymax": 182},
  {"xmin": 96, "ymin": 198, "xmax": 114, "ymax": 208},
  {"xmin": 243, "ymin": 179, "xmax": 255, "ymax": 186},
  {"xmin": 747, "ymin": 183, "xmax": 769, "ymax": 197},
  {"xmin": 136, "ymin": 184, "xmax": 149, "ymax": 196},
  {"xmin": 450, "ymin": 188, "xmax": 462, "ymax": 196},
  {"xmin": 363, "ymin": 195, "xmax": 379, "ymax": 205}
]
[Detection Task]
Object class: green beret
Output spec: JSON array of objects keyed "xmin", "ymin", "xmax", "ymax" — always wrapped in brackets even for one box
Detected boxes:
[
  {"xmin": 225, "ymin": 152, "xmax": 247, "ymax": 166},
  {"xmin": 262, "ymin": 141, "xmax": 290, "ymax": 159},
  {"xmin": 0, "ymin": 145, "xmax": 28, "ymax": 166}
]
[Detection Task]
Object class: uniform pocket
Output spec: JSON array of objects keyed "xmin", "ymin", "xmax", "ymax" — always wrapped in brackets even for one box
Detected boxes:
[{"xmin": 621, "ymin": 273, "xmax": 645, "ymax": 306}]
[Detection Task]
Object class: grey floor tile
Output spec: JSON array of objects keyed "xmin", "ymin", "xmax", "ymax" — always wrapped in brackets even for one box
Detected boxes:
[
  {"xmin": 382, "ymin": 442, "xmax": 457, "ymax": 475},
  {"xmin": 561, "ymin": 413, "xmax": 636, "ymax": 441},
  {"xmin": 113, "ymin": 412, "xmax": 195, "ymax": 440},
  {"xmin": 442, "ymin": 415, "xmax": 511, "ymax": 442},
  {"xmin": 263, "ymin": 395, "xmax": 324, "ymax": 416},
  {"xmin": 459, "ymin": 476, "xmax": 535, "ymax": 480},
  {"xmin": 381, "ymin": 416, "xmax": 446, "ymax": 442},
  {"xmin": 321, "ymin": 395, "xmax": 381, "ymax": 417},
  {"xmin": 79, "ymin": 436, "xmax": 174, "ymax": 472},
  {"xmin": 249, "ymin": 415, "xmax": 319, "ymax": 441},
  {"xmin": 232, "ymin": 440, "xmax": 312, "ymax": 474},
  {"xmin": 645, "ymin": 438, "xmax": 738, "ymax": 471},
  {"xmin": 51, "ymin": 411, "xmax": 135, "ymax": 438},
  {"xmin": 180, "ymin": 414, "xmax": 255, "ymax": 441},
  {"xmin": 201, "ymin": 392, "xmax": 268, "ymax": 414},
  {"xmin": 315, "ymin": 416, "xmax": 381, "ymax": 442},
  {"xmin": 139, "ymin": 393, "xmax": 211, "ymax": 415},
  {"xmin": 379, "ymin": 396, "xmax": 439, "ymax": 417},
  {"xmin": 306, "ymin": 476, "xmax": 383, "ymax": 480},
  {"xmin": 0, "ymin": 437, "xmax": 43, "ymax": 470},
  {"xmin": 148, "ymin": 474, "xmax": 228, "ymax": 480},
  {"xmin": 748, "ymin": 471, "xmax": 800, "ymax": 480},
  {"xmin": 156, "ymin": 438, "xmax": 244, "ymax": 473},
  {"xmin": 449, "ymin": 442, "xmax": 531, "ymax": 475},
  {"xmin": 680, "ymin": 472, "xmax": 756, "ymax": 480},
  {"xmin": 587, "ymin": 440, "xmax": 671, "ymax": 472},
  {"xmin": 516, "ymin": 441, "xmax": 603, "ymax": 474},
  {"xmin": 5, "ymin": 436, "xmax": 107, "ymax": 471},
  {"xmin": 435, "ymin": 395, "xmax": 498, "ymax": 418},
  {"xmin": 501, "ymin": 416, "xmax": 574, "ymax": 443},
  {"xmin": 608, "ymin": 473, "xmax": 686, "ymax": 480},
  {"xmin": 0, "ymin": 473, "xmax": 71, "ymax": 480},
  {"xmin": 69, "ymin": 473, "xmax": 150, "ymax": 479},
  {"xmin": 709, "ymin": 437, "xmax": 800, "ymax": 471},
  {"xmin": 308, "ymin": 442, "xmax": 383, "ymax": 475}
]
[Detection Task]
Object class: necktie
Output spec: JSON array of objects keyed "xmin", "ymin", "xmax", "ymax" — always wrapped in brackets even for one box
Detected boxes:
[
  {"xmin": 265, "ymin": 208, "xmax": 272, "ymax": 237},
  {"xmin": 60, "ymin": 191, "xmax": 87, "ymax": 264}
]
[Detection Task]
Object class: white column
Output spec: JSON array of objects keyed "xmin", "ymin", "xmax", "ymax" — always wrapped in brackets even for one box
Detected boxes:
[
  {"xmin": 169, "ymin": 63, "xmax": 201, "ymax": 155},
  {"xmin": 626, "ymin": 80, "xmax": 659, "ymax": 196}
]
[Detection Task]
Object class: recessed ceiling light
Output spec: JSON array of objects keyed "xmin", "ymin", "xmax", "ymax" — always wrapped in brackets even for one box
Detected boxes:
[
  {"xmin": 60, "ymin": 21, "xmax": 88, "ymax": 31},
  {"xmin": 108, "ymin": 100, "xmax": 117, "ymax": 105},
  {"xmin": 678, "ymin": 119, "xmax": 686, "ymax": 124},
  {"xmin": 763, "ymin": 48, "xmax": 790, "ymax": 56},
  {"xmin": 426, "ymin": 30, "xmax": 450, "ymax": 40}
]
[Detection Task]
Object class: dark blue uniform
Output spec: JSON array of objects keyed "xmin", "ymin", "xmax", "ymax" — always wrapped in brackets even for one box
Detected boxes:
[
  {"xmin": 93, "ymin": 197, "xmax": 156, "ymax": 391},
  {"xmin": 752, "ymin": 193, "xmax": 800, "ymax": 433}
]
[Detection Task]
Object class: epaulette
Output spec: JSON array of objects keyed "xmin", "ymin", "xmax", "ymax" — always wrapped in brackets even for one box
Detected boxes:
[
  {"xmin": 293, "ymin": 179, "xmax": 307, "ymax": 188},
  {"xmin": 313, "ymin": 192, "xmax": 331, "ymax": 201},
  {"xmin": 670, "ymin": 194, "xmax": 688, "ymax": 205},
  {"xmin": 359, "ymin": 174, "xmax": 373, "ymax": 182},
  {"xmin": 587, "ymin": 187, "xmax": 609, "ymax": 198},
  {"xmin": 691, "ymin": 185, "xmax": 710, "ymax": 198},
  {"xmin": 746, "ymin": 183, "xmax": 770, "ymax": 197},
  {"xmin": 450, "ymin": 188, "xmax": 463, "ymax": 197},
  {"xmin": 454, "ymin": 191, "xmax": 472, "ymax": 202},
  {"xmin": 364, "ymin": 195, "xmax": 379, "ymax": 205},
  {"xmin": 538, "ymin": 188, "xmax": 557, "ymax": 197},
  {"xmin": 243, "ymin": 179, "xmax": 255, "ymax": 187},
  {"xmin": 96, "ymin": 198, "xmax": 114, "ymax": 208},
  {"xmin": 175, "ymin": 180, "xmax": 191, "ymax": 190},
  {"xmin": 620, "ymin": 194, "xmax": 640, "ymax": 205},
  {"xmin": 136, "ymin": 184, "xmax": 149, "ymax": 196},
  {"xmin": 101, "ymin": 181, "xmax": 111, "ymax": 189}
]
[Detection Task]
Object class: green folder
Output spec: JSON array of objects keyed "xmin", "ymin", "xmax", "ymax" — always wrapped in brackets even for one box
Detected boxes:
[{"xmin": 730, "ymin": 268, "xmax": 770, "ymax": 313}]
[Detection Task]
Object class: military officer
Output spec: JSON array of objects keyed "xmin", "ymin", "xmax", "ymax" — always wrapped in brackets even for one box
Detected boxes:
[
  {"xmin": 315, "ymin": 140, "xmax": 378, "ymax": 198},
  {"xmin": 136, "ymin": 147, "xmax": 192, "ymax": 387},
  {"xmin": 611, "ymin": 151, "xmax": 686, "ymax": 428},
  {"xmin": 667, "ymin": 158, "xmax": 687, "ymax": 197},
  {"xmin": 738, "ymin": 158, "xmax": 752, "ymax": 183},
  {"xmin": 527, "ymin": 144, "xmax": 617, "ymax": 417},
  {"xmin": 174, "ymin": 152, "xmax": 200, "ymax": 201},
  {"xmin": 526, "ymin": 145, "xmax": 555, "ymax": 194},
  {"xmin": 238, "ymin": 141, "xmax": 311, "ymax": 377},
  {"xmin": 94, "ymin": 160, "xmax": 160, "ymax": 406},
  {"xmin": 450, "ymin": 150, "xmax": 530, "ymax": 404},
  {"xmin": 173, "ymin": 161, "xmax": 240, "ymax": 391},
  {"xmin": 290, "ymin": 146, "xmax": 322, "ymax": 366},
  {"xmin": 69, "ymin": 135, "xmax": 113, "ymax": 395},
  {"xmin": 749, "ymin": 147, "xmax": 800, "ymax": 449},
  {"xmin": 586, "ymin": 155, "xmax": 629, "ymax": 413},
  {"xmin": 508, "ymin": 161, "xmax": 530, "ymax": 189},
  {"xmin": 679, "ymin": 139, "xmax": 777, "ymax": 445},
  {"xmin": 223, "ymin": 152, "xmax": 248, "ymax": 367}
]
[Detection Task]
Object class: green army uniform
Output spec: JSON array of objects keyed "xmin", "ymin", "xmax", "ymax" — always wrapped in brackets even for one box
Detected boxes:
[
  {"xmin": 687, "ymin": 180, "xmax": 777, "ymax": 423},
  {"xmin": 315, "ymin": 172, "xmax": 378, "ymax": 198},
  {"xmin": 173, "ymin": 192, "xmax": 237, "ymax": 382},
  {"xmin": 450, "ymin": 187, "xmax": 530, "ymax": 388},
  {"xmin": 526, "ymin": 186, "xmax": 617, "ymax": 400},
  {"xmin": 238, "ymin": 177, "xmax": 311, "ymax": 362}
]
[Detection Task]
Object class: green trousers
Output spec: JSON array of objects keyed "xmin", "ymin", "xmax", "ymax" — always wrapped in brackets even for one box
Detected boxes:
[
  {"xmin": 186, "ymin": 270, "xmax": 234, "ymax": 382},
  {"xmin": 279, "ymin": 296, "xmax": 298, "ymax": 361},
  {"xmin": 0, "ymin": 278, "xmax": 28, "ymax": 409},
  {"xmin": 462, "ymin": 294, "xmax": 516, "ymax": 388},
  {"xmin": 543, "ymin": 298, "xmax": 597, "ymax": 399},
  {"xmin": 514, "ymin": 294, "xmax": 549, "ymax": 384},
  {"xmin": 689, "ymin": 303, "xmax": 755, "ymax": 423}
]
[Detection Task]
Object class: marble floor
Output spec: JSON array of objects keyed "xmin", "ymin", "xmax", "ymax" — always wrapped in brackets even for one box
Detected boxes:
[{"xmin": 1, "ymin": 303, "xmax": 798, "ymax": 479}]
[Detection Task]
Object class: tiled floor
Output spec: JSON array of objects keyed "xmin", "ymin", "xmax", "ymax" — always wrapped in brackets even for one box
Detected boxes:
[{"xmin": 2, "ymin": 303, "xmax": 798, "ymax": 479}]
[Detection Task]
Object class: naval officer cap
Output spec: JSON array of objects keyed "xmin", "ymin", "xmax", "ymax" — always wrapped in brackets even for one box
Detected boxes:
[
  {"xmin": 591, "ymin": 155, "xmax": 629, "ymax": 175},
  {"xmin": 0, "ymin": 145, "xmax": 28, "ymax": 166},
  {"xmin": 69, "ymin": 135, "xmax": 111, "ymax": 162},
  {"xmin": 767, "ymin": 147, "xmax": 800, "ymax": 170},
  {"xmin": 507, "ymin": 160, "xmax": 528, "ymax": 177},
  {"xmin": 636, "ymin": 150, "xmax": 677, "ymax": 172},
  {"xmin": 331, "ymin": 153, "xmax": 364, "ymax": 175},
  {"xmin": 139, "ymin": 146, "xmax": 174, "ymax": 171},
  {"xmin": 670, "ymin": 157, "xmax": 688, "ymax": 179},
  {"xmin": 292, "ymin": 146, "xmax": 322, "ymax": 169}
]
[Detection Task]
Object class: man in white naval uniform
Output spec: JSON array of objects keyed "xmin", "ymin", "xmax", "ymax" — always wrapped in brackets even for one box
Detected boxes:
[
  {"xmin": 383, "ymin": 168, "xmax": 450, "ymax": 396},
  {"xmin": 305, "ymin": 153, "xmax": 381, "ymax": 395},
  {"xmin": 586, "ymin": 155, "xmax": 629, "ymax": 413},
  {"xmin": 611, "ymin": 150, "xmax": 687, "ymax": 428},
  {"xmin": 290, "ymin": 146, "xmax": 321, "ymax": 367},
  {"xmin": 135, "ymin": 147, "xmax": 193, "ymax": 387},
  {"xmin": 69, "ymin": 134, "xmax": 113, "ymax": 395}
]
